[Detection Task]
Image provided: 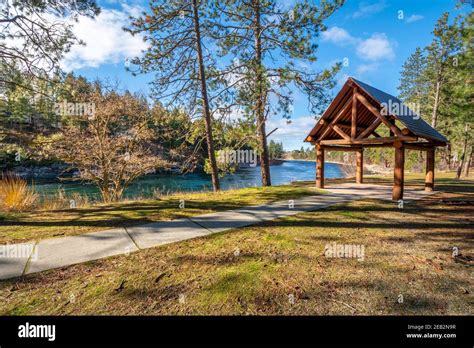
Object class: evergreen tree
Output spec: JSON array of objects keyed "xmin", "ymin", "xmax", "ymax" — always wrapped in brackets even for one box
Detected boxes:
[
  {"xmin": 424, "ymin": 12, "xmax": 462, "ymax": 128},
  {"xmin": 209, "ymin": 0, "xmax": 343, "ymax": 186},
  {"xmin": 398, "ymin": 47, "xmax": 430, "ymax": 119},
  {"xmin": 126, "ymin": 0, "xmax": 222, "ymax": 191},
  {"xmin": 447, "ymin": 11, "xmax": 473, "ymax": 178}
]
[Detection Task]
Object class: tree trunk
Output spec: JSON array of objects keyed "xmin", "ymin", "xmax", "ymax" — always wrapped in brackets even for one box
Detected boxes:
[
  {"xmin": 464, "ymin": 145, "xmax": 473, "ymax": 177},
  {"xmin": 456, "ymin": 124, "xmax": 469, "ymax": 179},
  {"xmin": 192, "ymin": 0, "xmax": 220, "ymax": 191},
  {"xmin": 447, "ymin": 144, "xmax": 452, "ymax": 170},
  {"xmin": 253, "ymin": 0, "xmax": 271, "ymax": 186},
  {"xmin": 431, "ymin": 80, "xmax": 441, "ymax": 128}
]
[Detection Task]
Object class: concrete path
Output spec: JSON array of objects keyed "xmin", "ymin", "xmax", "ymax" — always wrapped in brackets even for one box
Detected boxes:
[{"xmin": 0, "ymin": 184, "xmax": 434, "ymax": 280}]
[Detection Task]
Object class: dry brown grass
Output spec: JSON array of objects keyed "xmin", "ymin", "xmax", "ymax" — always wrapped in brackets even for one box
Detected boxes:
[
  {"xmin": 0, "ymin": 174, "xmax": 38, "ymax": 212},
  {"xmin": 38, "ymin": 189, "xmax": 91, "ymax": 211}
]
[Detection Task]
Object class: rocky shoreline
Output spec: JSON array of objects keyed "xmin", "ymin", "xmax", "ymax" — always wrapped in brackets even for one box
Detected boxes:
[
  {"xmin": 4, "ymin": 163, "xmax": 75, "ymax": 180},
  {"xmin": 329, "ymin": 161, "xmax": 391, "ymax": 177}
]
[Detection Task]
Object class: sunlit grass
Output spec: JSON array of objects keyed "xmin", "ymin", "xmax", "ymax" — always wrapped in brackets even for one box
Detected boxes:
[
  {"xmin": 0, "ymin": 176, "xmax": 471, "ymax": 315},
  {"xmin": 0, "ymin": 184, "xmax": 322, "ymax": 244}
]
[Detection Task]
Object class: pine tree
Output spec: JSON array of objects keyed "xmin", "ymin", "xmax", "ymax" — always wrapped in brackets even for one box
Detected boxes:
[
  {"xmin": 126, "ymin": 0, "xmax": 221, "ymax": 191},
  {"xmin": 209, "ymin": 0, "xmax": 343, "ymax": 186},
  {"xmin": 449, "ymin": 11, "xmax": 473, "ymax": 178},
  {"xmin": 0, "ymin": 0, "xmax": 99, "ymax": 93},
  {"xmin": 398, "ymin": 47, "xmax": 430, "ymax": 119},
  {"xmin": 425, "ymin": 12, "xmax": 462, "ymax": 128}
]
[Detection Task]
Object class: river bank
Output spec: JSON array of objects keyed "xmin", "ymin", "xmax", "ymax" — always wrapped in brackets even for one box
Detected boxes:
[{"xmin": 20, "ymin": 160, "xmax": 346, "ymax": 200}]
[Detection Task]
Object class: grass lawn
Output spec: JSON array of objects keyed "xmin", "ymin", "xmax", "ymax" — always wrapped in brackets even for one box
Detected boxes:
[
  {"xmin": 0, "ymin": 184, "xmax": 322, "ymax": 244},
  {"xmin": 0, "ymin": 172, "xmax": 472, "ymax": 315}
]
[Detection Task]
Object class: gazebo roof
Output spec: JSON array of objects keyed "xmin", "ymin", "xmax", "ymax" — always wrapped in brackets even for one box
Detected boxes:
[{"xmin": 304, "ymin": 77, "xmax": 448, "ymax": 145}]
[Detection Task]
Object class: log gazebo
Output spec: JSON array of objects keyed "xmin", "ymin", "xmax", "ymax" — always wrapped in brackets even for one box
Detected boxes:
[{"xmin": 304, "ymin": 77, "xmax": 448, "ymax": 200}]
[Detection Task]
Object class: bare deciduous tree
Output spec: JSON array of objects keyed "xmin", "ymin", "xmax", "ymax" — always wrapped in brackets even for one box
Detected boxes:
[{"xmin": 52, "ymin": 89, "xmax": 168, "ymax": 202}]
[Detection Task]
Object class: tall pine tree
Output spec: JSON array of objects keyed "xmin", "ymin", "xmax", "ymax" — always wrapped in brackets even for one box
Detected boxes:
[
  {"xmin": 209, "ymin": 0, "xmax": 343, "ymax": 186},
  {"xmin": 126, "ymin": 0, "xmax": 221, "ymax": 191}
]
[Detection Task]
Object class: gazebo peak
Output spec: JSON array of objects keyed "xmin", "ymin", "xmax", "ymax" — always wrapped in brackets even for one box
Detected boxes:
[{"xmin": 304, "ymin": 77, "xmax": 448, "ymax": 145}]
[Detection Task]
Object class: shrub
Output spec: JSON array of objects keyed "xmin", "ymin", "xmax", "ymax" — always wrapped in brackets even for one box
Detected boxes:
[
  {"xmin": 0, "ymin": 174, "xmax": 38, "ymax": 211},
  {"xmin": 38, "ymin": 189, "xmax": 92, "ymax": 211}
]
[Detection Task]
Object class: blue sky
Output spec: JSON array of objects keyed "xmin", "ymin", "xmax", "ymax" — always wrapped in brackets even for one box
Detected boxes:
[{"xmin": 62, "ymin": 0, "xmax": 470, "ymax": 150}]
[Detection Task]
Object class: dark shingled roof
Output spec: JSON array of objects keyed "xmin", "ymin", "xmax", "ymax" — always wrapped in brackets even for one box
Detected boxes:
[{"xmin": 351, "ymin": 78, "xmax": 448, "ymax": 143}]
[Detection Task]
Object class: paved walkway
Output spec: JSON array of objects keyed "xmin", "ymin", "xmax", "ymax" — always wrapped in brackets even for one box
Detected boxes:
[{"xmin": 0, "ymin": 184, "xmax": 434, "ymax": 280}]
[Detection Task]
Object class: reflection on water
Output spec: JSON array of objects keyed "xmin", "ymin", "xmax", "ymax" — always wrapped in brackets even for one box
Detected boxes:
[{"xmin": 33, "ymin": 160, "xmax": 344, "ymax": 199}]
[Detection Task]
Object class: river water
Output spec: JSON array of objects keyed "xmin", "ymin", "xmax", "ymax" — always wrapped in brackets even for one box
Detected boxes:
[{"xmin": 33, "ymin": 160, "xmax": 344, "ymax": 199}]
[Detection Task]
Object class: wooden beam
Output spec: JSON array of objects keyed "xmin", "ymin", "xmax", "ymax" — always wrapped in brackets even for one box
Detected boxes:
[
  {"xmin": 372, "ymin": 131, "xmax": 381, "ymax": 138},
  {"xmin": 403, "ymin": 143, "xmax": 438, "ymax": 151},
  {"xmin": 393, "ymin": 145, "xmax": 405, "ymax": 200},
  {"xmin": 355, "ymin": 143, "xmax": 393, "ymax": 148},
  {"xmin": 425, "ymin": 148, "xmax": 435, "ymax": 192},
  {"xmin": 356, "ymin": 93, "xmax": 403, "ymax": 137},
  {"xmin": 351, "ymin": 87, "xmax": 357, "ymax": 139},
  {"xmin": 316, "ymin": 145, "xmax": 324, "ymax": 188},
  {"xmin": 319, "ymin": 120, "xmax": 351, "ymax": 140},
  {"xmin": 350, "ymin": 142, "xmax": 439, "ymax": 149},
  {"xmin": 335, "ymin": 124, "xmax": 365, "ymax": 131},
  {"xmin": 319, "ymin": 97, "xmax": 352, "ymax": 140},
  {"xmin": 356, "ymin": 149, "xmax": 363, "ymax": 184},
  {"xmin": 332, "ymin": 124, "xmax": 351, "ymax": 140},
  {"xmin": 321, "ymin": 146, "xmax": 362, "ymax": 151},
  {"xmin": 357, "ymin": 118, "xmax": 382, "ymax": 139},
  {"xmin": 336, "ymin": 123, "xmax": 381, "ymax": 138},
  {"xmin": 320, "ymin": 136, "xmax": 417, "ymax": 146}
]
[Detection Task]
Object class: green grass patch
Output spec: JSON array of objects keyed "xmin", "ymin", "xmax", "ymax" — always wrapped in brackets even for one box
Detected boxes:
[
  {"xmin": 0, "ymin": 173, "xmax": 472, "ymax": 315},
  {"xmin": 0, "ymin": 184, "xmax": 322, "ymax": 244}
]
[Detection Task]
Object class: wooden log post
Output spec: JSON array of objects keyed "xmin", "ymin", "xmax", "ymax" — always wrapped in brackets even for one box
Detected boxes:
[
  {"xmin": 392, "ymin": 142, "xmax": 405, "ymax": 200},
  {"xmin": 316, "ymin": 145, "xmax": 324, "ymax": 188},
  {"xmin": 356, "ymin": 149, "xmax": 363, "ymax": 184},
  {"xmin": 425, "ymin": 148, "xmax": 435, "ymax": 192},
  {"xmin": 351, "ymin": 87, "xmax": 357, "ymax": 139}
]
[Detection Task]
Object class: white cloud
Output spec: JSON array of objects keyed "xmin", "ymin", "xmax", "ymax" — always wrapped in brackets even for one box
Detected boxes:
[
  {"xmin": 61, "ymin": 4, "xmax": 147, "ymax": 71},
  {"xmin": 356, "ymin": 33, "xmax": 395, "ymax": 61},
  {"xmin": 356, "ymin": 63, "xmax": 379, "ymax": 75},
  {"xmin": 321, "ymin": 26, "xmax": 357, "ymax": 45},
  {"xmin": 323, "ymin": 27, "xmax": 396, "ymax": 62},
  {"xmin": 266, "ymin": 115, "xmax": 318, "ymax": 147},
  {"xmin": 351, "ymin": 1, "xmax": 387, "ymax": 19},
  {"xmin": 406, "ymin": 14, "xmax": 424, "ymax": 23}
]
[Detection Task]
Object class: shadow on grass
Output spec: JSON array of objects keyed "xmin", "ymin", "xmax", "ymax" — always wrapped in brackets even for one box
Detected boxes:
[{"xmin": 0, "ymin": 188, "xmax": 320, "ymax": 230}]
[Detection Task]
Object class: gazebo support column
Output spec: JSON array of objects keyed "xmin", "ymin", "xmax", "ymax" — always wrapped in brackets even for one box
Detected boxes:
[
  {"xmin": 392, "ymin": 143, "xmax": 405, "ymax": 200},
  {"xmin": 425, "ymin": 148, "xmax": 435, "ymax": 192},
  {"xmin": 356, "ymin": 149, "xmax": 363, "ymax": 184},
  {"xmin": 316, "ymin": 145, "xmax": 324, "ymax": 188}
]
